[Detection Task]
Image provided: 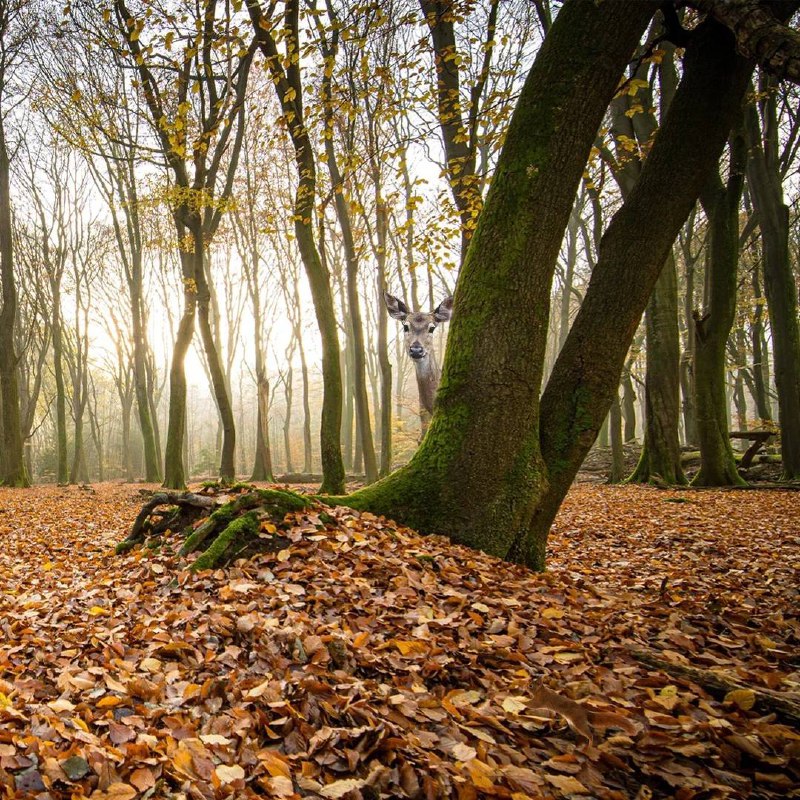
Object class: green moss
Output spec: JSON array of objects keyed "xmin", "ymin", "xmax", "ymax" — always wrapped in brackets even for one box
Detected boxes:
[{"xmin": 190, "ymin": 511, "xmax": 260, "ymax": 571}]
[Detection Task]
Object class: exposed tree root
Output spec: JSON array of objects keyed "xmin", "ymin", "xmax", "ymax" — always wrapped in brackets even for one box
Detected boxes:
[
  {"xmin": 629, "ymin": 647, "xmax": 800, "ymax": 725},
  {"xmin": 118, "ymin": 484, "xmax": 313, "ymax": 570}
]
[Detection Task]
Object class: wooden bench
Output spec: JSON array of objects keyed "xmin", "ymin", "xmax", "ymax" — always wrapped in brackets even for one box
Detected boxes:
[{"xmin": 729, "ymin": 430, "xmax": 776, "ymax": 468}]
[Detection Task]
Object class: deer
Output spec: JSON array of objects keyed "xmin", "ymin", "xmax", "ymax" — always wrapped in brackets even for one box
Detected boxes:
[{"xmin": 384, "ymin": 291, "xmax": 453, "ymax": 437}]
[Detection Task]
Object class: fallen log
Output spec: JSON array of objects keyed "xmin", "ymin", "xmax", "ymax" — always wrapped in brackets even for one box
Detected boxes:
[{"xmin": 629, "ymin": 647, "xmax": 800, "ymax": 725}]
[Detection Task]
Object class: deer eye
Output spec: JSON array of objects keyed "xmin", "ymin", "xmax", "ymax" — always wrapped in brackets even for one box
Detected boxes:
[
  {"xmin": 428, "ymin": 325, "xmax": 436, "ymax": 333},
  {"xmin": 403, "ymin": 324, "xmax": 409, "ymax": 332}
]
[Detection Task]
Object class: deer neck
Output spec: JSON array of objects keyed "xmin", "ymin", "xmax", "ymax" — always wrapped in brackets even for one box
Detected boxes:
[{"xmin": 413, "ymin": 351, "xmax": 440, "ymax": 415}]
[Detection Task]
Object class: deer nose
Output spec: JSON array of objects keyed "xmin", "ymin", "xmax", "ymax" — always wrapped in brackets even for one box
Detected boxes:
[{"xmin": 409, "ymin": 343, "xmax": 425, "ymax": 360}]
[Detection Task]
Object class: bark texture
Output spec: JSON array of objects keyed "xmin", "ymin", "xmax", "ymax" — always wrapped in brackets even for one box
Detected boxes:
[
  {"xmin": 532, "ymin": 17, "xmax": 754, "ymax": 541},
  {"xmin": 693, "ymin": 130, "xmax": 748, "ymax": 487},
  {"xmin": 340, "ymin": 0, "xmax": 659, "ymax": 569},
  {"xmin": 744, "ymin": 84, "xmax": 800, "ymax": 478}
]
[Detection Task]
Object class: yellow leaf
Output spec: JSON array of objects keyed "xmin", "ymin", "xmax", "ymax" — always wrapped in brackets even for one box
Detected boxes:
[
  {"xmin": 725, "ymin": 689, "xmax": 756, "ymax": 711},
  {"xmin": 0, "ymin": 693, "xmax": 13, "ymax": 709},
  {"xmin": 541, "ymin": 607, "xmax": 564, "ymax": 619},
  {"xmin": 215, "ymin": 764, "xmax": 245, "ymax": 784},
  {"xmin": 394, "ymin": 639, "xmax": 428, "ymax": 656},
  {"xmin": 88, "ymin": 605, "xmax": 109, "ymax": 616},
  {"xmin": 502, "ymin": 696, "xmax": 527, "ymax": 714}
]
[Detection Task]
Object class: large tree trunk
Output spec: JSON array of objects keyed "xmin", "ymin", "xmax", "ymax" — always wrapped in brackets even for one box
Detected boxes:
[
  {"xmin": 341, "ymin": 0, "xmax": 660, "ymax": 567},
  {"xmin": 744, "ymin": 81, "xmax": 800, "ymax": 477},
  {"xmin": 693, "ymin": 130, "xmax": 748, "ymax": 487},
  {"xmin": 0, "ymin": 115, "xmax": 27, "ymax": 487},
  {"xmin": 529, "ymin": 17, "xmax": 754, "ymax": 554}
]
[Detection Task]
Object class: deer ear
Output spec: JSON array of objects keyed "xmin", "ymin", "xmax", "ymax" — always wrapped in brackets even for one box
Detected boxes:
[
  {"xmin": 384, "ymin": 291, "xmax": 408, "ymax": 320},
  {"xmin": 433, "ymin": 295, "xmax": 454, "ymax": 322}
]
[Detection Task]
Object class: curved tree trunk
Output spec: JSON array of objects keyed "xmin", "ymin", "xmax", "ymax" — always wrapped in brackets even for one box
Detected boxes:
[
  {"xmin": 340, "ymin": 0, "xmax": 660, "ymax": 568},
  {"xmin": 527, "ymin": 17, "xmax": 753, "ymax": 551}
]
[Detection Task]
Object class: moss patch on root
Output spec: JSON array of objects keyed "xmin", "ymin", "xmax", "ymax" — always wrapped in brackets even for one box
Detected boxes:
[{"xmin": 122, "ymin": 487, "xmax": 313, "ymax": 570}]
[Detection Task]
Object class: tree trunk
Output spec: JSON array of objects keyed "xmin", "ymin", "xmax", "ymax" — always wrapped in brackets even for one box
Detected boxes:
[
  {"xmin": 341, "ymin": 0, "xmax": 660, "ymax": 567},
  {"xmin": 744, "ymin": 82, "xmax": 800, "ymax": 477},
  {"xmin": 195, "ymin": 247, "xmax": 236, "ymax": 482},
  {"xmin": 680, "ymin": 249, "xmax": 699, "ymax": 446},
  {"xmin": 750, "ymin": 262, "xmax": 772, "ymax": 422},
  {"xmin": 131, "ymin": 268, "xmax": 161, "ymax": 482},
  {"xmin": 693, "ymin": 130, "xmax": 747, "ymax": 487},
  {"xmin": 163, "ymin": 284, "xmax": 196, "ymax": 489},
  {"xmin": 609, "ymin": 389, "xmax": 625, "ymax": 483},
  {"xmin": 297, "ymin": 333, "xmax": 313, "ymax": 474},
  {"xmin": 282, "ymin": 360, "xmax": 294, "ymax": 474},
  {"xmin": 621, "ymin": 371, "xmax": 637, "ymax": 442},
  {"xmin": 0, "ymin": 114, "xmax": 27, "ymax": 486},
  {"xmin": 531, "ymin": 17, "xmax": 754, "ymax": 550},
  {"xmin": 52, "ymin": 291, "xmax": 69, "ymax": 486},
  {"xmin": 321, "ymin": 75, "xmax": 377, "ymax": 483},
  {"xmin": 629, "ymin": 252, "xmax": 686, "ymax": 484},
  {"xmin": 377, "ymin": 201, "xmax": 393, "ymax": 476}
]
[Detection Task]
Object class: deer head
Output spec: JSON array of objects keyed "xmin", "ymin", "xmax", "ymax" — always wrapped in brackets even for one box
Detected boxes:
[{"xmin": 384, "ymin": 292, "xmax": 453, "ymax": 362}]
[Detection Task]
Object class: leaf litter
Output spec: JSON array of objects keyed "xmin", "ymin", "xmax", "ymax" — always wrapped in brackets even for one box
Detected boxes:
[{"xmin": 0, "ymin": 483, "xmax": 797, "ymax": 799}]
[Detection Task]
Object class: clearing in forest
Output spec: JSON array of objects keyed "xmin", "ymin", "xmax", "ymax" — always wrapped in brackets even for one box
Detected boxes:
[{"xmin": 0, "ymin": 484, "xmax": 797, "ymax": 799}]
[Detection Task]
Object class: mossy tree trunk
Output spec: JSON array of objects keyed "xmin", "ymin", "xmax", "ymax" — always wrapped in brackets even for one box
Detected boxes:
[
  {"xmin": 341, "ymin": 0, "xmax": 661, "ymax": 569},
  {"xmin": 693, "ymin": 130, "xmax": 748, "ymax": 487},
  {"xmin": 532, "ymin": 18, "xmax": 753, "ymax": 541}
]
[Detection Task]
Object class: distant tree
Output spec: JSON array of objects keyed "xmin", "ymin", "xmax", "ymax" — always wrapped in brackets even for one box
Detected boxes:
[
  {"xmin": 744, "ymin": 75, "xmax": 800, "ymax": 478},
  {"xmin": 0, "ymin": 0, "xmax": 35, "ymax": 487},
  {"xmin": 107, "ymin": 0, "xmax": 255, "ymax": 486}
]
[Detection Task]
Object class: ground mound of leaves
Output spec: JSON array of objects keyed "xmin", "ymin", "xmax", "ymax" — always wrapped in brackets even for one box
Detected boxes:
[{"xmin": 0, "ymin": 483, "xmax": 797, "ymax": 800}]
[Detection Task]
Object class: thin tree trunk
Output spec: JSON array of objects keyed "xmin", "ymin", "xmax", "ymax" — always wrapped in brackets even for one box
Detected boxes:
[
  {"xmin": 750, "ymin": 262, "xmax": 772, "ymax": 422},
  {"xmin": 744, "ymin": 83, "xmax": 800, "ymax": 477},
  {"xmin": 0, "ymin": 115, "xmax": 26, "ymax": 486},
  {"xmin": 693, "ymin": 129, "xmax": 747, "ymax": 487},
  {"xmin": 630, "ymin": 252, "xmax": 686, "ymax": 484},
  {"xmin": 609, "ymin": 389, "xmax": 625, "ymax": 483}
]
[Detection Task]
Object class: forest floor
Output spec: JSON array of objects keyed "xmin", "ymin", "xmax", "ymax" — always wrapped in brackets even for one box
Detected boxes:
[{"xmin": 0, "ymin": 483, "xmax": 798, "ymax": 800}]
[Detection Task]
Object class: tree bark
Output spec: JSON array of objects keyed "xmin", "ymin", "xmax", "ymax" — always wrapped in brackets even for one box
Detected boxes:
[
  {"xmin": 750, "ymin": 261, "xmax": 772, "ymax": 422},
  {"xmin": 531, "ymin": 16, "xmax": 754, "ymax": 548},
  {"xmin": 744, "ymin": 81, "xmax": 800, "ymax": 477},
  {"xmin": 0, "ymin": 113, "xmax": 27, "ymax": 486},
  {"xmin": 630, "ymin": 252, "xmax": 686, "ymax": 484},
  {"xmin": 340, "ymin": 0, "xmax": 660, "ymax": 568},
  {"xmin": 693, "ymin": 129, "xmax": 748, "ymax": 487}
]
